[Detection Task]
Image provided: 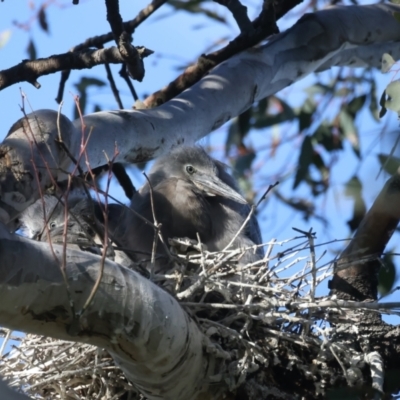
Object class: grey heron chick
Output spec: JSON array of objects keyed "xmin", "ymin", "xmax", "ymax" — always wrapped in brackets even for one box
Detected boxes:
[{"xmin": 117, "ymin": 146, "xmax": 263, "ymax": 268}]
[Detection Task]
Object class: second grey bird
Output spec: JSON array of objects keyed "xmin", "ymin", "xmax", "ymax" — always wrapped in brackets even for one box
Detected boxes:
[
  {"xmin": 20, "ymin": 195, "xmax": 147, "ymax": 274},
  {"xmin": 20, "ymin": 195, "xmax": 97, "ymax": 244},
  {"xmin": 117, "ymin": 146, "xmax": 264, "ymax": 268}
]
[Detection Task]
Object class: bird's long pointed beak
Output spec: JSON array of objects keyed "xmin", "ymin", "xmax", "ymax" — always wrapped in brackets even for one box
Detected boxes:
[{"xmin": 193, "ymin": 174, "xmax": 247, "ymax": 204}]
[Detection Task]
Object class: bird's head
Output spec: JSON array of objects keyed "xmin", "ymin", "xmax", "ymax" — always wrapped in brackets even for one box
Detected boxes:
[
  {"xmin": 149, "ymin": 146, "xmax": 247, "ymax": 204},
  {"xmin": 20, "ymin": 195, "xmax": 94, "ymax": 243}
]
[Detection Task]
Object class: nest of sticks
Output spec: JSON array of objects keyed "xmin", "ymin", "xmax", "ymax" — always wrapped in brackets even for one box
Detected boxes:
[{"xmin": 0, "ymin": 231, "xmax": 393, "ymax": 399}]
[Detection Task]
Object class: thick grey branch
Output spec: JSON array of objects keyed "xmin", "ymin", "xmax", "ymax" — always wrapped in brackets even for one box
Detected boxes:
[{"xmin": 0, "ymin": 224, "xmax": 223, "ymax": 400}]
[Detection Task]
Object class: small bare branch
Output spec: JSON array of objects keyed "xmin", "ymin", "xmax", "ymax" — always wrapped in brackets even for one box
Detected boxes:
[
  {"xmin": 213, "ymin": 0, "xmax": 253, "ymax": 34},
  {"xmin": 0, "ymin": 47, "xmax": 153, "ymax": 92},
  {"xmin": 105, "ymin": 0, "xmax": 145, "ymax": 81}
]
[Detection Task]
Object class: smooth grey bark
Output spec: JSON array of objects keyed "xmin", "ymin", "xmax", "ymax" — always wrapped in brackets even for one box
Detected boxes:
[{"xmin": 0, "ymin": 224, "xmax": 222, "ymax": 400}]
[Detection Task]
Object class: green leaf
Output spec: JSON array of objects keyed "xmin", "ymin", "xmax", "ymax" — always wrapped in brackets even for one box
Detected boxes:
[
  {"xmin": 368, "ymin": 80, "xmax": 380, "ymax": 122},
  {"xmin": 384, "ymin": 80, "xmax": 400, "ymax": 117},
  {"xmin": 38, "ymin": 5, "xmax": 49, "ymax": 33},
  {"xmin": 230, "ymin": 149, "xmax": 256, "ymax": 200},
  {"xmin": 344, "ymin": 176, "xmax": 362, "ymax": 198},
  {"xmin": 298, "ymin": 98, "xmax": 316, "ymax": 132},
  {"xmin": 378, "ymin": 253, "xmax": 397, "ymax": 297},
  {"xmin": 226, "ymin": 109, "xmax": 252, "ymax": 154},
  {"xmin": 393, "ymin": 10, "xmax": 400, "ymax": 20},
  {"xmin": 73, "ymin": 77, "xmax": 106, "ymax": 118},
  {"xmin": 303, "ymin": 83, "xmax": 332, "ymax": 96},
  {"xmin": 347, "ymin": 196, "xmax": 366, "ymax": 232},
  {"xmin": 293, "ymin": 136, "xmax": 313, "ymax": 189},
  {"xmin": 334, "ymin": 87, "xmax": 352, "ymax": 98},
  {"xmin": 252, "ymin": 96, "xmax": 296, "ymax": 129},
  {"xmin": 233, "ymin": 151, "xmax": 256, "ymax": 177},
  {"xmin": 379, "ymin": 89, "xmax": 387, "ymax": 118},
  {"xmin": 311, "ymin": 151, "xmax": 329, "ymax": 179},
  {"xmin": 381, "ymin": 53, "xmax": 396, "ymax": 73},
  {"xmin": 254, "ymin": 98, "xmax": 268, "ymax": 116},
  {"xmin": 75, "ymin": 77, "xmax": 106, "ymax": 91},
  {"xmin": 274, "ymin": 97, "xmax": 296, "ymax": 119},
  {"xmin": 344, "ymin": 176, "xmax": 365, "ymax": 232},
  {"xmin": 377, "ymin": 153, "xmax": 400, "ymax": 175},
  {"xmin": 226, "ymin": 118, "xmax": 242, "ymax": 154},
  {"xmin": 0, "ymin": 30, "xmax": 11, "ymax": 49},
  {"xmin": 338, "ymin": 110, "xmax": 360, "ymax": 158},
  {"xmin": 26, "ymin": 39, "xmax": 37, "ymax": 60},
  {"xmin": 236, "ymin": 176, "xmax": 254, "ymax": 202},
  {"xmin": 346, "ymin": 95, "xmax": 366, "ymax": 117},
  {"xmin": 238, "ymin": 108, "xmax": 252, "ymax": 138},
  {"xmin": 306, "ymin": 152, "xmax": 330, "ymax": 196},
  {"xmin": 252, "ymin": 114, "xmax": 288, "ymax": 128},
  {"xmin": 298, "ymin": 110, "xmax": 312, "ymax": 132},
  {"xmin": 312, "ymin": 121, "xmax": 343, "ymax": 152}
]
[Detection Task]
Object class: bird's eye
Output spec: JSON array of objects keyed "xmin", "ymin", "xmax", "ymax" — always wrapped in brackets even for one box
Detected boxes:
[
  {"xmin": 186, "ymin": 165, "xmax": 196, "ymax": 174},
  {"xmin": 49, "ymin": 222, "xmax": 56, "ymax": 229}
]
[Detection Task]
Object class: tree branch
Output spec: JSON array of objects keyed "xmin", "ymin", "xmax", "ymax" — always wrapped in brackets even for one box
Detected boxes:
[
  {"xmin": 105, "ymin": 0, "xmax": 145, "ymax": 81},
  {"xmin": 0, "ymin": 224, "xmax": 225, "ymax": 400},
  {"xmin": 144, "ymin": 0, "xmax": 282, "ymax": 107},
  {"xmin": 143, "ymin": 3, "xmax": 400, "ymax": 107},
  {"xmin": 330, "ymin": 170, "xmax": 400, "ymax": 302},
  {"xmin": 213, "ymin": 0, "xmax": 254, "ymax": 34},
  {"xmin": 71, "ymin": 0, "xmax": 167, "ymax": 53},
  {"xmin": 0, "ymin": 0, "xmax": 165, "ymax": 94},
  {"xmin": 0, "ymin": 47, "xmax": 153, "ymax": 91},
  {"xmin": 57, "ymin": 0, "xmax": 167, "ymax": 102}
]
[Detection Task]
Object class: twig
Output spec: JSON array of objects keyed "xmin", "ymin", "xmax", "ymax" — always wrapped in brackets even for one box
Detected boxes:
[
  {"xmin": 119, "ymin": 64, "xmax": 138, "ymax": 101},
  {"xmin": 222, "ymin": 182, "xmax": 279, "ymax": 254},
  {"xmin": 56, "ymin": 0, "xmax": 166, "ymax": 101},
  {"xmin": 0, "ymin": 329, "xmax": 11, "ymax": 357},
  {"xmin": 105, "ymin": 0, "xmax": 144, "ymax": 81},
  {"xmin": 293, "ymin": 227, "xmax": 317, "ymax": 302},
  {"xmin": 141, "ymin": 172, "xmax": 174, "ymax": 275},
  {"xmin": 79, "ymin": 148, "xmax": 118, "ymax": 316},
  {"xmin": 213, "ymin": 0, "xmax": 253, "ymax": 33},
  {"xmin": 102, "ymin": 46, "xmax": 124, "ymax": 109},
  {"xmin": 143, "ymin": 0, "xmax": 299, "ymax": 108},
  {"xmin": 0, "ymin": 47, "xmax": 153, "ymax": 92}
]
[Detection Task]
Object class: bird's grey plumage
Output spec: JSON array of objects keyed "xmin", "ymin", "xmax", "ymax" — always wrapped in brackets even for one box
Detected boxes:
[
  {"xmin": 117, "ymin": 146, "xmax": 264, "ymax": 268},
  {"xmin": 19, "ymin": 195, "xmax": 148, "ymax": 276},
  {"xmin": 20, "ymin": 195, "xmax": 96, "ymax": 244}
]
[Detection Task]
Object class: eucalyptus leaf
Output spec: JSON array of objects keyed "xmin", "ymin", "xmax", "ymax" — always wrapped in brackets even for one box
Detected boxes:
[
  {"xmin": 293, "ymin": 136, "xmax": 313, "ymax": 189},
  {"xmin": 378, "ymin": 253, "xmax": 397, "ymax": 297},
  {"xmin": 377, "ymin": 153, "xmax": 400, "ymax": 175},
  {"xmin": 384, "ymin": 80, "xmax": 400, "ymax": 117},
  {"xmin": 338, "ymin": 110, "xmax": 360, "ymax": 158},
  {"xmin": 381, "ymin": 53, "xmax": 396, "ymax": 73}
]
